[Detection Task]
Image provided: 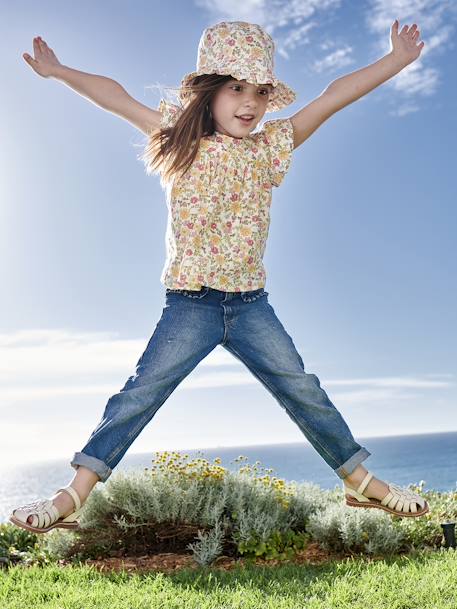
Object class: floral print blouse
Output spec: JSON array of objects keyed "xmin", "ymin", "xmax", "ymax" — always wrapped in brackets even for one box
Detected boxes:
[{"xmin": 157, "ymin": 99, "xmax": 295, "ymax": 291}]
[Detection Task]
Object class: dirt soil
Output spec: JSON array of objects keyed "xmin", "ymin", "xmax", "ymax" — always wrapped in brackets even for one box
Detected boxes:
[{"xmin": 58, "ymin": 543, "xmax": 338, "ymax": 575}]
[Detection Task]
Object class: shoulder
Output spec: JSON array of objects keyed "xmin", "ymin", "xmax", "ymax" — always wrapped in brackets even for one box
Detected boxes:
[
  {"xmin": 252, "ymin": 118, "xmax": 295, "ymax": 187},
  {"xmin": 254, "ymin": 117, "xmax": 294, "ymax": 146}
]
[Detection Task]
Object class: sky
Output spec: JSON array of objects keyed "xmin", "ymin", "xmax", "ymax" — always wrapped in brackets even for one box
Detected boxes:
[{"xmin": 1, "ymin": 0, "xmax": 456, "ymax": 467}]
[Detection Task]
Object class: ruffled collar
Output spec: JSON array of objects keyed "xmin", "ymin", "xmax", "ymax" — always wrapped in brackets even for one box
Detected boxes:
[{"xmin": 205, "ymin": 129, "xmax": 256, "ymax": 147}]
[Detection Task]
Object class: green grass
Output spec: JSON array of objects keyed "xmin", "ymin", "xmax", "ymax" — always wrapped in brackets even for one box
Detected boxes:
[{"xmin": 1, "ymin": 550, "xmax": 457, "ymax": 608}]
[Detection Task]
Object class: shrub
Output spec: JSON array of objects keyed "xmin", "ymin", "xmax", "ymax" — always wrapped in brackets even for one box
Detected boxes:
[
  {"xmin": 187, "ymin": 517, "xmax": 228, "ymax": 566},
  {"xmin": 0, "ymin": 523, "xmax": 52, "ymax": 568},
  {"xmin": 44, "ymin": 452, "xmax": 323, "ymax": 565},
  {"xmin": 393, "ymin": 482, "xmax": 457, "ymax": 549},
  {"xmin": 41, "ymin": 456, "xmax": 457, "ymax": 567},
  {"xmin": 307, "ymin": 503, "xmax": 406, "ymax": 555}
]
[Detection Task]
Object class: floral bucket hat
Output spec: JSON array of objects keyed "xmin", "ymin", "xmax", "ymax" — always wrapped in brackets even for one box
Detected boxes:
[{"xmin": 179, "ymin": 21, "xmax": 296, "ymax": 113}]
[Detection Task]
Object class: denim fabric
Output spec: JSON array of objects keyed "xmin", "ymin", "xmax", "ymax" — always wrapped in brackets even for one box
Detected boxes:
[{"xmin": 71, "ymin": 286, "xmax": 370, "ymax": 482}]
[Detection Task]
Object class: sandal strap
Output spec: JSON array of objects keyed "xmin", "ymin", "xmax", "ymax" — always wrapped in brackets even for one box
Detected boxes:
[
  {"xmin": 13, "ymin": 499, "xmax": 60, "ymax": 528},
  {"xmin": 380, "ymin": 483, "xmax": 426, "ymax": 513},
  {"xmin": 36, "ymin": 501, "xmax": 60, "ymax": 528},
  {"xmin": 356, "ymin": 471, "xmax": 373, "ymax": 495},
  {"xmin": 56, "ymin": 486, "xmax": 82, "ymax": 511}
]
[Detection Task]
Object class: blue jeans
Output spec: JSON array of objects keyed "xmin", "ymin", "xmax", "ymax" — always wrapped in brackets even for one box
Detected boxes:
[{"xmin": 71, "ymin": 286, "xmax": 370, "ymax": 482}]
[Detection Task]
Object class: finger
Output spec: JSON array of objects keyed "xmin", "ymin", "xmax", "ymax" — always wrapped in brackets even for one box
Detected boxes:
[
  {"xmin": 35, "ymin": 36, "xmax": 47, "ymax": 54},
  {"xmin": 23, "ymin": 53, "xmax": 37, "ymax": 65},
  {"xmin": 409, "ymin": 24, "xmax": 418, "ymax": 36},
  {"xmin": 39, "ymin": 37, "xmax": 54, "ymax": 55}
]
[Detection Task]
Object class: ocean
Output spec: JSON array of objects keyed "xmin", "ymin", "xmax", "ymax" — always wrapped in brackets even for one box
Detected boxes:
[{"xmin": 1, "ymin": 431, "xmax": 456, "ymax": 523}]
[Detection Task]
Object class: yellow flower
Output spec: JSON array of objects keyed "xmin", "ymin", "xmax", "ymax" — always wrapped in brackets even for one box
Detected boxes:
[{"xmin": 231, "ymin": 202, "xmax": 242, "ymax": 215}]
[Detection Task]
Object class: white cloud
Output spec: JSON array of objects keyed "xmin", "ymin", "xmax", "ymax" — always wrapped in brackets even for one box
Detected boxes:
[
  {"xmin": 324, "ymin": 376, "xmax": 453, "ymax": 389},
  {"xmin": 366, "ymin": 0, "xmax": 456, "ymax": 105},
  {"xmin": 332, "ymin": 388, "xmax": 421, "ymax": 405},
  {"xmin": 193, "ymin": 0, "xmax": 341, "ymax": 59},
  {"xmin": 194, "ymin": 0, "xmax": 267, "ymax": 23},
  {"xmin": 0, "ymin": 328, "xmax": 455, "ymax": 467},
  {"xmin": 276, "ymin": 21, "xmax": 318, "ymax": 59},
  {"xmin": 192, "ymin": 0, "xmax": 456, "ymax": 112},
  {"xmin": 389, "ymin": 62, "xmax": 440, "ymax": 96},
  {"xmin": 0, "ymin": 328, "xmax": 253, "ymax": 402},
  {"xmin": 389, "ymin": 102, "xmax": 420, "ymax": 117},
  {"xmin": 0, "ymin": 328, "xmax": 452, "ymax": 404},
  {"xmin": 311, "ymin": 46, "xmax": 355, "ymax": 74}
]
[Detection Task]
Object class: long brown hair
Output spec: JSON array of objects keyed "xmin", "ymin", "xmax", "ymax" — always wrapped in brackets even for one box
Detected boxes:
[{"xmin": 140, "ymin": 74, "xmax": 234, "ymax": 187}]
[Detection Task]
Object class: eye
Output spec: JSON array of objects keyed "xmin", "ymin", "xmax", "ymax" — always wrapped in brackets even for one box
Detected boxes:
[{"xmin": 229, "ymin": 84, "xmax": 271, "ymax": 95}]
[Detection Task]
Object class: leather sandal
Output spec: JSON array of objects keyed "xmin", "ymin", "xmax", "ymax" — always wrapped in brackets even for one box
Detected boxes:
[
  {"xmin": 9, "ymin": 486, "xmax": 84, "ymax": 533},
  {"xmin": 344, "ymin": 471, "xmax": 429, "ymax": 517}
]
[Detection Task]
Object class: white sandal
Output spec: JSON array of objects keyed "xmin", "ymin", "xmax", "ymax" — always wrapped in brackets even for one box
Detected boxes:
[
  {"xmin": 9, "ymin": 486, "xmax": 84, "ymax": 533},
  {"xmin": 344, "ymin": 471, "xmax": 429, "ymax": 518}
]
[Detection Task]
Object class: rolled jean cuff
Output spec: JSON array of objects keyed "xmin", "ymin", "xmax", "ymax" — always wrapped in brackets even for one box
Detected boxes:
[
  {"xmin": 334, "ymin": 446, "xmax": 371, "ymax": 479},
  {"xmin": 70, "ymin": 451, "xmax": 113, "ymax": 483}
]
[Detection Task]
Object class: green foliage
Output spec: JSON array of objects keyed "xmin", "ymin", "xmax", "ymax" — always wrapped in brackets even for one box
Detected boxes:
[
  {"xmin": 0, "ymin": 523, "xmax": 53, "ymax": 568},
  {"xmin": 186, "ymin": 517, "xmax": 228, "ymax": 566},
  {"xmin": 307, "ymin": 503, "xmax": 406, "ymax": 555},
  {"xmin": 393, "ymin": 482, "xmax": 457, "ymax": 549},
  {"xmin": 4, "ymin": 551, "xmax": 457, "ymax": 608},
  {"xmin": 43, "ymin": 451, "xmax": 321, "ymax": 565},
  {"xmin": 38, "ymin": 456, "xmax": 457, "ymax": 568},
  {"xmin": 236, "ymin": 528, "xmax": 310, "ymax": 561}
]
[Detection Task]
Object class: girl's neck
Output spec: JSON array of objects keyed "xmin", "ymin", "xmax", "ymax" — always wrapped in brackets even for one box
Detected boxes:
[{"xmin": 213, "ymin": 129, "xmax": 246, "ymax": 141}]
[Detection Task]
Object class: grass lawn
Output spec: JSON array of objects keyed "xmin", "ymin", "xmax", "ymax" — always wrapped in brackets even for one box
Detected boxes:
[{"xmin": 1, "ymin": 549, "xmax": 457, "ymax": 608}]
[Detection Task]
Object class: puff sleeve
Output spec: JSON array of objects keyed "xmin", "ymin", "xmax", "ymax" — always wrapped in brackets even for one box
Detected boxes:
[
  {"xmin": 158, "ymin": 99, "xmax": 184, "ymax": 129},
  {"xmin": 260, "ymin": 118, "xmax": 295, "ymax": 187}
]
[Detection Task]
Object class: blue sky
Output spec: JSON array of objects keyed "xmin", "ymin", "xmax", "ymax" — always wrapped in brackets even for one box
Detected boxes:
[{"xmin": 1, "ymin": 0, "xmax": 456, "ymax": 466}]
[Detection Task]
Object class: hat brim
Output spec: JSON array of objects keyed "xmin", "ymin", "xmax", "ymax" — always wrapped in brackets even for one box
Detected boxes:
[{"xmin": 179, "ymin": 71, "xmax": 296, "ymax": 112}]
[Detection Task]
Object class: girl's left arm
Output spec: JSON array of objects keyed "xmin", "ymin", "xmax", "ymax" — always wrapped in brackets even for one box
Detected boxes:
[{"xmin": 290, "ymin": 20, "xmax": 425, "ymax": 149}]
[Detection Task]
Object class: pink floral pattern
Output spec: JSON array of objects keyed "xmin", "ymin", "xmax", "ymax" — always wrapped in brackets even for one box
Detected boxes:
[{"xmin": 157, "ymin": 99, "xmax": 294, "ymax": 291}]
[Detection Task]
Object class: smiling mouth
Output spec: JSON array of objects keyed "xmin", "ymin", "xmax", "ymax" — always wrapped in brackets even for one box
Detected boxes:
[{"xmin": 236, "ymin": 115, "xmax": 255, "ymax": 123}]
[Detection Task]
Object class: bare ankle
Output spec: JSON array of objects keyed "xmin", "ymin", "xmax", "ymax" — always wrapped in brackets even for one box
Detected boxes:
[{"xmin": 345, "ymin": 464, "xmax": 368, "ymax": 486}]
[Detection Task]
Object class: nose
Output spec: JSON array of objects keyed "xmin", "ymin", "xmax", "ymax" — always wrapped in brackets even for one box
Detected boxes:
[
  {"xmin": 247, "ymin": 90, "xmax": 258, "ymax": 104},
  {"xmin": 240, "ymin": 92, "xmax": 258, "ymax": 112}
]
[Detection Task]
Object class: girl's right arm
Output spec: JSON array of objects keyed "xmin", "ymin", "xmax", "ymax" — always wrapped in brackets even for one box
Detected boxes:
[{"xmin": 23, "ymin": 36, "xmax": 161, "ymax": 135}]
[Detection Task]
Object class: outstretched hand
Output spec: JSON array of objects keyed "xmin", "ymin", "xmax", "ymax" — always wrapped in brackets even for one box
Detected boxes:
[
  {"xmin": 390, "ymin": 20, "xmax": 425, "ymax": 67},
  {"xmin": 23, "ymin": 36, "xmax": 62, "ymax": 78}
]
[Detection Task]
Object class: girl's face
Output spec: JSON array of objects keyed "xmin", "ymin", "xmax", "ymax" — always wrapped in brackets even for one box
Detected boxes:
[{"xmin": 209, "ymin": 79, "xmax": 273, "ymax": 138}]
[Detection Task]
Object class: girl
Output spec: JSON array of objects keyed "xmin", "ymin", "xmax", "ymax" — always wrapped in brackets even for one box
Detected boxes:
[{"xmin": 11, "ymin": 20, "xmax": 428, "ymax": 533}]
